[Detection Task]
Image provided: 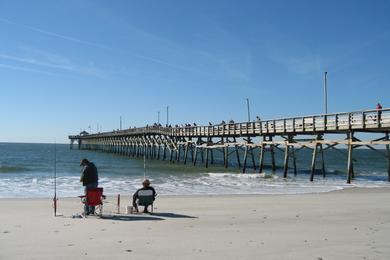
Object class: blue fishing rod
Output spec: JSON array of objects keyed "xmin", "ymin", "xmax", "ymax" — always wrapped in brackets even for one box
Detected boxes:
[{"xmin": 53, "ymin": 141, "xmax": 57, "ymax": 216}]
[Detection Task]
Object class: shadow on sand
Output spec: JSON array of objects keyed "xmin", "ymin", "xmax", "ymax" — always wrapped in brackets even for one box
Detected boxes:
[
  {"xmin": 150, "ymin": 212, "xmax": 197, "ymax": 219},
  {"xmin": 101, "ymin": 214, "xmax": 164, "ymax": 221},
  {"xmin": 98, "ymin": 212, "xmax": 197, "ymax": 221}
]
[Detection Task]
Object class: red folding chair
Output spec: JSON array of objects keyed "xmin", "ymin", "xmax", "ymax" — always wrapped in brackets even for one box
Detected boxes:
[{"xmin": 79, "ymin": 187, "xmax": 105, "ymax": 217}]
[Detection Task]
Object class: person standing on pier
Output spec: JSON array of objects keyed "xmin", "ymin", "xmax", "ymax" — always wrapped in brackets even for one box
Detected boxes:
[
  {"xmin": 80, "ymin": 158, "xmax": 99, "ymax": 215},
  {"xmin": 376, "ymin": 102, "xmax": 383, "ymax": 123}
]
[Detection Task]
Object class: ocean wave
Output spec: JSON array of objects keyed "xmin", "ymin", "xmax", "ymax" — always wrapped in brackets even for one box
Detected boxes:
[
  {"xmin": 0, "ymin": 164, "xmax": 30, "ymax": 173},
  {"xmin": 0, "ymin": 172, "xmax": 390, "ymax": 198},
  {"xmin": 207, "ymin": 172, "xmax": 278, "ymax": 179}
]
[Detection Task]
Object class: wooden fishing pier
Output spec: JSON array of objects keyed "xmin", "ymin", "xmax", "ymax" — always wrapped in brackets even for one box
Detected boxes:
[{"xmin": 69, "ymin": 108, "xmax": 390, "ymax": 183}]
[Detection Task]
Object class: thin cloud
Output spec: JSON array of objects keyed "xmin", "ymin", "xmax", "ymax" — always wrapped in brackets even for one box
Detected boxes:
[
  {"xmin": 268, "ymin": 53, "xmax": 322, "ymax": 76},
  {"xmin": 0, "ymin": 17, "xmax": 195, "ymax": 73},
  {"xmin": 0, "ymin": 53, "xmax": 74, "ymax": 71},
  {"xmin": 0, "ymin": 63, "xmax": 58, "ymax": 76},
  {"xmin": 0, "ymin": 52, "xmax": 107, "ymax": 78},
  {"xmin": 0, "ymin": 18, "xmax": 110, "ymax": 50}
]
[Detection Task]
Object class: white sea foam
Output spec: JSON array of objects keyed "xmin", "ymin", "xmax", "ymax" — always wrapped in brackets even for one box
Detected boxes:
[{"xmin": 0, "ymin": 171, "xmax": 389, "ymax": 198}]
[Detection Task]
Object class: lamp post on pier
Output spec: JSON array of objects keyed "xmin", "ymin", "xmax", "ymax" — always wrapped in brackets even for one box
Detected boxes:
[
  {"xmin": 324, "ymin": 72, "xmax": 328, "ymax": 114},
  {"xmin": 246, "ymin": 98, "xmax": 251, "ymax": 122},
  {"xmin": 166, "ymin": 106, "xmax": 169, "ymax": 126}
]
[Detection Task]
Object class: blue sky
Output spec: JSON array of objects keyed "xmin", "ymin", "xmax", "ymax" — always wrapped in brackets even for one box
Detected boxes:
[{"xmin": 0, "ymin": 0, "xmax": 389, "ymax": 143}]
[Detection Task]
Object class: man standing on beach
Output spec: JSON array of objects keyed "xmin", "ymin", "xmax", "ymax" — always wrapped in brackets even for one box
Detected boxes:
[{"xmin": 80, "ymin": 158, "xmax": 99, "ymax": 215}]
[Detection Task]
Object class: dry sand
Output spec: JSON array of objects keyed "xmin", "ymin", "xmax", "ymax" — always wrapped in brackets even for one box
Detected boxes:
[{"xmin": 1, "ymin": 187, "xmax": 390, "ymax": 260}]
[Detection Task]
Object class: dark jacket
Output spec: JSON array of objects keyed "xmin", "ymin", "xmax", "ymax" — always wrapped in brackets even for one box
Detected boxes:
[
  {"xmin": 133, "ymin": 186, "xmax": 156, "ymax": 200},
  {"xmin": 80, "ymin": 162, "xmax": 98, "ymax": 186}
]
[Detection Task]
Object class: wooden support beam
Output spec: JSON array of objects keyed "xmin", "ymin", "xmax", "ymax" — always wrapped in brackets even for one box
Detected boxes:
[
  {"xmin": 235, "ymin": 144, "xmax": 241, "ymax": 168},
  {"xmin": 347, "ymin": 132, "xmax": 354, "ymax": 184},
  {"xmin": 325, "ymin": 143, "xmax": 357, "ymax": 162},
  {"xmin": 190, "ymin": 143, "xmax": 194, "ymax": 162},
  {"xmin": 210, "ymin": 149, "xmax": 214, "ymax": 165},
  {"xmin": 224, "ymin": 146, "xmax": 229, "ymax": 168},
  {"xmin": 184, "ymin": 142, "xmax": 189, "ymax": 164},
  {"xmin": 193, "ymin": 146, "xmax": 198, "ymax": 166},
  {"xmin": 259, "ymin": 144, "xmax": 265, "ymax": 173},
  {"xmin": 320, "ymin": 144, "xmax": 326, "ymax": 178},
  {"xmin": 176, "ymin": 144, "xmax": 181, "ymax": 162},
  {"xmin": 242, "ymin": 145, "xmax": 248, "ymax": 173},
  {"xmin": 292, "ymin": 146, "xmax": 297, "ymax": 176},
  {"xmin": 352, "ymin": 136, "xmax": 387, "ymax": 158},
  {"xmin": 310, "ymin": 143, "xmax": 318, "ymax": 182},
  {"xmin": 270, "ymin": 138, "xmax": 276, "ymax": 172},
  {"xmin": 162, "ymin": 146, "xmax": 166, "ymax": 160},
  {"xmin": 250, "ymin": 147, "xmax": 256, "ymax": 172},
  {"xmin": 205, "ymin": 148, "xmax": 209, "ymax": 168},
  {"xmin": 169, "ymin": 149, "xmax": 173, "ymax": 162},
  {"xmin": 386, "ymin": 133, "xmax": 390, "ymax": 181},
  {"xmin": 283, "ymin": 144, "xmax": 290, "ymax": 178},
  {"xmin": 201, "ymin": 148, "xmax": 204, "ymax": 163}
]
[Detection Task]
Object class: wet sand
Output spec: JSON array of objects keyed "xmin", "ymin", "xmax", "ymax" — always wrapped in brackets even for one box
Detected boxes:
[{"xmin": 1, "ymin": 187, "xmax": 390, "ymax": 259}]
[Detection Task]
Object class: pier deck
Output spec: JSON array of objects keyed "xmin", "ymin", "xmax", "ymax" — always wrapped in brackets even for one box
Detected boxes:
[{"xmin": 69, "ymin": 108, "xmax": 390, "ymax": 183}]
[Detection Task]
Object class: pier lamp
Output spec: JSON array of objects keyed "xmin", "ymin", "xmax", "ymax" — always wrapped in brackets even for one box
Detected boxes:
[
  {"xmin": 324, "ymin": 72, "xmax": 328, "ymax": 114},
  {"xmin": 166, "ymin": 106, "xmax": 169, "ymax": 126},
  {"xmin": 246, "ymin": 98, "xmax": 251, "ymax": 122}
]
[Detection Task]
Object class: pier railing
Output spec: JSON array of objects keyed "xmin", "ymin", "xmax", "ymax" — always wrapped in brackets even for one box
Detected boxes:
[
  {"xmin": 172, "ymin": 108, "xmax": 390, "ymax": 137},
  {"xmin": 69, "ymin": 108, "xmax": 390, "ymax": 140}
]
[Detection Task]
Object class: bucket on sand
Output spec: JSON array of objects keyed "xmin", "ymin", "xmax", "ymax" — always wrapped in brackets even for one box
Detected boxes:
[{"xmin": 126, "ymin": 206, "xmax": 134, "ymax": 214}]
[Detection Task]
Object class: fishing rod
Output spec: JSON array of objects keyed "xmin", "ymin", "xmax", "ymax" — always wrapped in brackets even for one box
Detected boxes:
[
  {"xmin": 143, "ymin": 144, "xmax": 146, "ymax": 180},
  {"xmin": 53, "ymin": 141, "xmax": 57, "ymax": 216}
]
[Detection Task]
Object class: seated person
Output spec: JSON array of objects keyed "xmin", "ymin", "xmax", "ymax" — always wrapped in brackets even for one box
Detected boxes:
[{"xmin": 132, "ymin": 179, "xmax": 156, "ymax": 213}]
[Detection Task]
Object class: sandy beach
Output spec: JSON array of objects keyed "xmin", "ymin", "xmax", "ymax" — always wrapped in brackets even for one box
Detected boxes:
[{"xmin": 1, "ymin": 187, "xmax": 390, "ymax": 260}]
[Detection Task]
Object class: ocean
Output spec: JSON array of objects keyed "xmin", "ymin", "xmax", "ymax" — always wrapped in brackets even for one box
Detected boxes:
[{"xmin": 0, "ymin": 142, "xmax": 389, "ymax": 198}]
